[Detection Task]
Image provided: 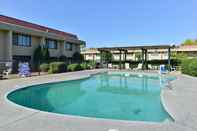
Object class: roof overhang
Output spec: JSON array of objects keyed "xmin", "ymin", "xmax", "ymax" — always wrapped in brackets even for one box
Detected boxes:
[{"xmin": 98, "ymin": 45, "xmax": 175, "ymax": 52}]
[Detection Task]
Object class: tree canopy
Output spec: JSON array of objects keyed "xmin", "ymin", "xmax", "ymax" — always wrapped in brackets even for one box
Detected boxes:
[
  {"xmin": 101, "ymin": 52, "xmax": 113, "ymax": 63},
  {"xmin": 182, "ymin": 39, "xmax": 197, "ymax": 46},
  {"xmin": 33, "ymin": 45, "xmax": 50, "ymax": 70},
  {"xmin": 72, "ymin": 52, "xmax": 84, "ymax": 63}
]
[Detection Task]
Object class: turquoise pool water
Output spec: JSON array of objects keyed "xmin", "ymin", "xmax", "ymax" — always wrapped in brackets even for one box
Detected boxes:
[{"xmin": 7, "ymin": 73, "xmax": 175, "ymax": 122}]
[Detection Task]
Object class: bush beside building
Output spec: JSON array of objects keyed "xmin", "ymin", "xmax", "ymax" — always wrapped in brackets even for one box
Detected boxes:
[{"xmin": 181, "ymin": 58, "xmax": 197, "ymax": 77}]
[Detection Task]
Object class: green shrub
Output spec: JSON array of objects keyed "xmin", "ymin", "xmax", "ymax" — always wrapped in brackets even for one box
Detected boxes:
[
  {"xmin": 181, "ymin": 58, "xmax": 191, "ymax": 74},
  {"xmin": 88, "ymin": 61, "xmax": 96, "ymax": 69},
  {"xmin": 72, "ymin": 52, "xmax": 84, "ymax": 63},
  {"xmin": 48, "ymin": 62, "xmax": 67, "ymax": 74},
  {"xmin": 67, "ymin": 64, "xmax": 82, "ymax": 71},
  {"xmin": 80, "ymin": 63, "xmax": 90, "ymax": 70},
  {"xmin": 130, "ymin": 63, "xmax": 138, "ymax": 69},
  {"xmin": 188, "ymin": 60, "xmax": 197, "ymax": 76},
  {"xmin": 181, "ymin": 58, "xmax": 197, "ymax": 76},
  {"xmin": 40, "ymin": 63, "xmax": 49, "ymax": 72}
]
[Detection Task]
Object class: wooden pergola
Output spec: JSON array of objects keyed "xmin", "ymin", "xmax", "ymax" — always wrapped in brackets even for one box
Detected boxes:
[{"xmin": 98, "ymin": 45, "xmax": 175, "ymax": 70}]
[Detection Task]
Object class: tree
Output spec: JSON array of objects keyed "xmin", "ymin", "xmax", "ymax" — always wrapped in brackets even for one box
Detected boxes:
[
  {"xmin": 171, "ymin": 52, "xmax": 188, "ymax": 66},
  {"xmin": 42, "ymin": 47, "xmax": 50, "ymax": 63},
  {"xmin": 101, "ymin": 52, "xmax": 113, "ymax": 63},
  {"xmin": 33, "ymin": 45, "xmax": 43, "ymax": 71},
  {"xmin": 33, "ymin": 45, "xmax": 50, "ymax": 71},
  {"xmin": 79, "ymin": 41, "xmax": 86, "ymax": 51},
  {"xmin": 135, "ymin": 52, "xmax": 142, "ymax": 61},
  {"xmin": 72, "ymin": 52, "xmax": 84, "ymax": 63},
  {"xmin": 182, "ymin": 39, "xmax": 197, "ymax": 46}
]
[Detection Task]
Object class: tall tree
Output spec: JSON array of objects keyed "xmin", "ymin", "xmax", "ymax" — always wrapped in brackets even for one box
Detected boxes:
[
  {"xmin": 42, "ymin": 46, "xmax": 50, "ymax": 63},
  {"xmin": 182, "ymin": 39, "xmax": 197, "ymax": 46},
  {"xmin": 101, "ymin": 51, "xmax": 113, "ymax": 63},
  {"xmin": 135, "ymin": 52, "xmax": 142, "ymax": 61},
  {"xmin": 33, "ymin": 45, "xmax": 43, "ymax": 71},
  {"xmin": 72, "ymin": 52, "xmax": 84, "ymax": 63}
]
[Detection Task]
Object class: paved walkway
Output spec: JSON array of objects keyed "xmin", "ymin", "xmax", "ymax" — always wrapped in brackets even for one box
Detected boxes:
[{"xmin": 0, "ymin": 69, "xmax": 196, "ymax": 131}]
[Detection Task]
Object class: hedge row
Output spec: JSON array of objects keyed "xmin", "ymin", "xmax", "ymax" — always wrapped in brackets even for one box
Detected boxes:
[
  {"xmin": 181, "ymin": 58, "xmax": 197, "ymax": 76},
  {"xmin": 48, "ymin": 62, "xmax": 67, "ymax": 74},
  {"xmin": 40, "ymin": 62, "xmax": 92, "ymax": 74}
]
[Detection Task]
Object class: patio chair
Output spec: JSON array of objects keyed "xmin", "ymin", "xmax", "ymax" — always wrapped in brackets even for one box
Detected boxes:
[
  {"xmin": 125, "ymin": 63, "xmax": 130, "ymax": 70},
  {"xmin": 133, "ymin": 63, "xmax": 142, "ymax": 70},
  {"xmin": 3, "ymin": 68, "xmax": 12, "ymax": 78},
  {"xmin": 148, "ymin": 64, "xmax": 154, "ymax": 70},
  {"xmin": 171, "ymin": 66, "xmax": 176, "ymax": 71},
  {"xmin": 108, "ymin": 63, "xmax": 113, "ymax": 69},
  {"xmin": 159, "ymin": 65, "xmax": 168, "ymax": 74}
]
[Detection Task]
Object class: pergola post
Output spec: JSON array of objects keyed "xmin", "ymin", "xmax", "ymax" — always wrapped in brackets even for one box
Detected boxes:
[
  {"xmin": 119, "ymin": 50, "xmax": 122, "ymax": 69},
  {"xmin": 100, "ymin": 51, "xmax": 103, "ymax": 68},
  {"xmin": 93, "ymin": 53, "xmax": 96, "ymax": 62},
  {"xmin": 124, "ymin": 50, "xmax": 127, "ymax": 69},
  {"xmin": 168, "ymin": 47, "xmax": 171, "ymax": 71},
  {"xmin": 144, "ymin": 49, "xmax": 148, "ymax": 70},
  {"xmin": 141, "ymin": 49, "xmax": 145, "ymax": 70},
  {"xmin": 106, "ymin": 51, "xmax": 109, "ymax": 68}
]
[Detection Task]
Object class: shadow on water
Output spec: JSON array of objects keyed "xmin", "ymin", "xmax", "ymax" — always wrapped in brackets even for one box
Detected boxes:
[{"xmin": 7, "ymin": 80, "xmax": 86, "ymax": 113}]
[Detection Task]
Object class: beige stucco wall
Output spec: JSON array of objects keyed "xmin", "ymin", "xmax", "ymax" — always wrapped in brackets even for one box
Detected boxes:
[
  {"xmin": 12, "ymin": 35, "xmax": 40, "ymax": 57},
  {"xmin": 148, "ymin": 52, "xmax": 168, "ymax": 60},
  {"xmin": 85, "ymin": 54, "xmax": 100, "ymax": 61},
  {"xmin": 12, "ymin": 36, "xmax": 81, "ymax": 59},
  {"xmin": 0, "ymin": 30, "xmax": 12, "ymax": 61},
  {"xmin": 82, "ymin": 48, "xmax": 172, "ymax": 61},
  {"xmin": 47, "ymin": 41, "xmax": 62, "ymax": 57},
  {"xmin": 1, "ymin": 22, "xmax": 82, "ymax": 62},
  {"xmin": 0, "ymin": 30, "xmax": 6, "ymax": 61},
  {"xmin": 61, "ymin": 43, "xmax": 80, "ymax": 58}
]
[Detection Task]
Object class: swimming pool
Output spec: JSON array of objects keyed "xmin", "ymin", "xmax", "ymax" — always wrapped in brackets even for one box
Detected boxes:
[{"xmin": 7, "ymin": 72, "xmax": 175, "ymax": 122}]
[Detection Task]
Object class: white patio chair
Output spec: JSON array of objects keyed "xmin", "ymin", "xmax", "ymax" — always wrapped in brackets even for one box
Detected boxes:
[
  {"xmin": 148, "ymin": 64, "xmax": 153, "ymax": 70},
  {"xmin": 3, "ymin": 68, "xmax": 12, "ymax": 78},
  {"xmin": 125, "ymin": 63, "xmax": 130, "ymax": 70},
  {"xmin": 133, "ymin": 63, "xmax": 142, "ymax": 70},
  {"xmin": 108, "ymin": 63, "xmax": 112, "ymax": 69}
]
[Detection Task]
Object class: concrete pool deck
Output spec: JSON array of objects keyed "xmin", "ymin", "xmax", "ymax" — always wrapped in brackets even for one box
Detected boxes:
[{"xmin": 0, "ymin": 69, "xmax": 196, "ymax": 131}]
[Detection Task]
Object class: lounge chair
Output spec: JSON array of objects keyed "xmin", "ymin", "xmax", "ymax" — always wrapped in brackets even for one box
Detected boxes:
[
  {"xmin": 171, "ymin": 66, "xmax": 176, "ymax": 71},
  {"xmin": 125, "ymin": 63, "xmax": 130, "ymax": 70},
  {"xmin": 3, "ymin": 68, "xmax": 12, "ymax": 78},
  {"xmin": 133, "ymin": 63, "xmax": 142, "ymax": 70},
  {"xmin": 148, "ymin": 64, "xmax": 154, "ymax": 70},
  {"xmin": 108, "ymin": 63, "xmax": 113, "ymax": 69}
]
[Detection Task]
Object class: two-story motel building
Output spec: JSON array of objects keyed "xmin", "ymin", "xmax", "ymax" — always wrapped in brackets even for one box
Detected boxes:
[
  {"xmin": 0, "ymin": 15, "xmax": 84, "ymax": 70},
  {"xmin": 82, "ymin": 45, "xmax": 197, "ymax": 63}
]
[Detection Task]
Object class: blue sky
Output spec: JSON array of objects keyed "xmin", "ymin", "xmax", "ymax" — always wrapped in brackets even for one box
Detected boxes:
[{"xmin": 0, "ymin": 0, "xmax": 197, "ymax": 47}]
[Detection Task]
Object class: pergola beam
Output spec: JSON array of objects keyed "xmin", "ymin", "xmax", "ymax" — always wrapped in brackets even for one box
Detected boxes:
[{"xmin": 98, "ymin": 45, "xmax": 175, "ymax": 70}]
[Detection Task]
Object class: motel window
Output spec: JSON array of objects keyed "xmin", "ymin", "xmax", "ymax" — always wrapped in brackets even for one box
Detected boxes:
[
  {"xmin": 64, "ymin": 42, "xmax": 73, "ymax": 51},
  {"xmin": 13, "ymin": 33, "xmax": 31, "ymax": 47},
  {"xmin": 46, "ymin": 39, "xmax": 58, "ymax": 49}
]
